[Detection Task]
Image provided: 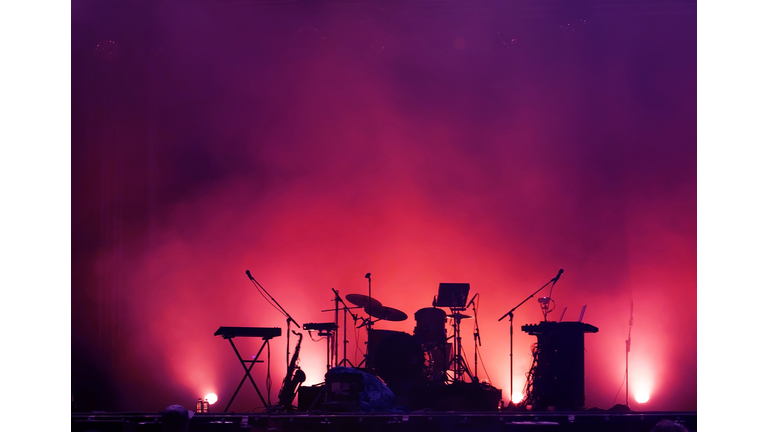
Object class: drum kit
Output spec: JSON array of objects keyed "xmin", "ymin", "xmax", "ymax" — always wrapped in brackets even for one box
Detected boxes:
[{"xmin": 314, "ymin": 277, "xmax": 479, "ymax": 386}]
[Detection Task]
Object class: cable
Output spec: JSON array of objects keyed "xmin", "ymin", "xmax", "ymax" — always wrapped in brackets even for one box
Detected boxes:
[
  {"xmin": 521, "ymin": 342, "xmax": 539, "ymax": 407},
  {"xmin": 307, "ymin": 330, "xmax": 321, "ymax": 343},
  {"xmin": 477, "ymin": 346, "xmax": 492, "ymax": 386},
  {"xmin": 251, "ymin": 279, "xmax": 286, "ymax": 319},
  {"xmin": 613, "ymin": 373, "xmax": 626, "ymax": 405}
]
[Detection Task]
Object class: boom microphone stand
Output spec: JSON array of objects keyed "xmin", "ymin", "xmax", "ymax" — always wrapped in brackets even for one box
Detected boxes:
[
  {"xmin": 246, "ymin": 270, "xmax": 301, "ymax": 369},
  {"xmin": 498, "ymin": 269, "xmax": 563, "ymax": 405},
  {"xmin": 469, "ymin": 294, "xmax": 481, "ymax": 384},
  {"xmin": 626, "ymin": 300, "xmax": 633, "ymax": 408}
]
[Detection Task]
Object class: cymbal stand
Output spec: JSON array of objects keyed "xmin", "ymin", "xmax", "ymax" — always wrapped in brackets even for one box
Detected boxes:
[
  {"xmin": 448, "ymin": 307, "xmax": 475, "ymax": 383},
  {"xmin": 332, "ymin": 290, "xmax": 340, "ymax": 366},
  {"xmin": 357, "ymin": 273, "xmax": 373, "ymax": 369},
  {"xmin": 329, "ymin": 288, "xmax": 359, "ymax": 367}
]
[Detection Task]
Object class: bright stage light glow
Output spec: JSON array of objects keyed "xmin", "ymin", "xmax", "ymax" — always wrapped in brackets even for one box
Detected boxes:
[
  {"xmin": 635, "ymin": 392, "xmax": 650, "ymax": 403},
  {"xmin": 511, "ymin": 392, "xmax": 524, "ymax": 404},
  {"xmin": 204, "ymin": 393, "xmax": 218, "ymax": 404}
]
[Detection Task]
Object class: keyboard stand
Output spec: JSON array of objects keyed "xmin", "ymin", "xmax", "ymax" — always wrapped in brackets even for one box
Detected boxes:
[{"xmin": 222, "ymin": 336, "xmax": 271, "ymax": 412}]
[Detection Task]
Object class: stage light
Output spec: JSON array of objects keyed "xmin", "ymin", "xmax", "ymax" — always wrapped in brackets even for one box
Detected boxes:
[
  {"xmin": 204, "ymin": 393, "xmax": 218, "ymax": 405},
  {"xmin": 635, "ymin": 392, "xmax": 650, "ymax": 403},
  {"xmin": 511, "ymin": 392, "xmax": 523, "ymax": 404}
]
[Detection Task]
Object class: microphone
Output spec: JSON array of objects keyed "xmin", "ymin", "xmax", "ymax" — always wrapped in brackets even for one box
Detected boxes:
[
  {"xmin": 467, "ymin": 293, "xmax": 478, "ymax": 307},
  {"xmin": 551, "ymin": 269, "xmax": 564, "ymax": 283},
  {"xmin": 365, "ymin": 273, "xmax": 371, "ymax": 279},
  {"xmin": 246, "ymin": 270, "xmax": 254, "ymax": 280}
]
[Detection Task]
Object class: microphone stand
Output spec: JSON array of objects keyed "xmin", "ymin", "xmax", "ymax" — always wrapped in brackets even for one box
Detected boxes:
[
  {"xmin": 362, "ymin": 273, "xmax": 372, "ymax": 369},
  {"xmin": 333, "ymin": 292, "xmax": 339, "ymax": 367},
  {"xmin": 246, "ymin": 271, "xmax": 301, "ymax": 369},
  {"xmin": 498, "ymin": 269, "xmax": 562, "ymax": 406},
  {"xmin": 471, "ymin": 296, "xmax": 480, "ymax": 384},
  {"xmin": 626, "ymin": 300, "xmax": 633, "ymax": 409}
]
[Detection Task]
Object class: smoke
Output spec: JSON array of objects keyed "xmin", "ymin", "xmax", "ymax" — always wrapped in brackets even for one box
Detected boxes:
[{"xmin": 74, "ymin": 1, "xmax": 696, "ymax": 412}]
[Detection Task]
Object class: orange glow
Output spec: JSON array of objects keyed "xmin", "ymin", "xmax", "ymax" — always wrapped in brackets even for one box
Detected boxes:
[
  {"xmin": 204, "ymin": 393, "xmax": 218, "ymax": 405},
  {"xmin": 76, "ymin": 21, "xmax": 697, "ymax": 411}
]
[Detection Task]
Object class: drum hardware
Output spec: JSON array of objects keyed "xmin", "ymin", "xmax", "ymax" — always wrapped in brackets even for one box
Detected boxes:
[
  {"xmin": 343, "ymin": 276, "xmax": 410, "ymax": 370},
  {"xmin": 363, "ymin": 273, "xmax": 373, "ymax": 369},
  {"xmin": 323, "ymin": 288, "xmax": 366, "ymax": 368},
  {"xmin": 446, "ymin": 306, "xmax": 475, "ymax": 383},
  {"xmin": 364, "ymin": 304, "xmax": 408, "ymax": 322},
  {"xmin": 345, "ymin": 293, "xmax": 382, "ymax": 311},
  {"xmin": 432, "ymin": 282, "xmax": 476, "ymax": 383},
  {"xmin": 423, "ymin": 341, "xmax": 451, "ymax": 383},
  {"xmin": 345, "ymin": 274, "xmax": 376, "ymax": 370}
]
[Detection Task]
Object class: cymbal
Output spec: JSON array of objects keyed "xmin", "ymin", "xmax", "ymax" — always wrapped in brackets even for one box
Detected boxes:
[
  {"xmin": 346, "ymin": 294, "xmax": 382, "ymax": 310},
  {"xmin": 448, "ymin": 313, "xmax": 473, "ymax": 320},
  {"xmin": 365, "ymin": 305, "xmax": 408, "ymax": 322}
]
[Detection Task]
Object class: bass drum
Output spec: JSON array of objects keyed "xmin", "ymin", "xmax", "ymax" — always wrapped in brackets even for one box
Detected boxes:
[
  {"xmin": 371, "ymin": 331, "xmax": 425, "ymax": 385},
  {"xmin": 367, "ymin": 329, "xmax": 401, "ymax": 367}
]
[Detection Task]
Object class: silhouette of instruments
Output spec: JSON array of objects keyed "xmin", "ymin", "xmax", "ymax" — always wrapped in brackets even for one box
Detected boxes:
[
  {"xmin": 366, "ymin": 305, "xmax": 408, "ymax": 322},
  {"xmin": 345, "ymin": 294, "xmax": 382, "ymax": 310},
  {"xmin": 345, "ymin": 294, "xmax": 407, "ymax": 322},
  {"xmin": 303, "ymin": 322, "xmax": 338, "ymax": 331},
  {"xmin": 303, "ymin": 322, "xmax": 338, "ymax": 370},
  {"xmin": 214, "ymin": 326, "xmax": 281, "ymax": 339}
]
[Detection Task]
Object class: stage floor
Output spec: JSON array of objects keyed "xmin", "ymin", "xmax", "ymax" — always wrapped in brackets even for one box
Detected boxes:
[{"xmin": 72, "ymin": 410, "xmax": 697, "ymax": 432}]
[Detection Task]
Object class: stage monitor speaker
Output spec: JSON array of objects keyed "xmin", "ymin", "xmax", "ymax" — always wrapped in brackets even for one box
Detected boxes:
[{"xmin": 297, "ymin": 384, "xmax": 324, "ymax": 411}]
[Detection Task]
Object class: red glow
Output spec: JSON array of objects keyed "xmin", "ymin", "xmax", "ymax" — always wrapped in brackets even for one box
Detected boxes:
[{"xmin": 72, "ymin": 3, "xmax": 697, "ymax": 413}]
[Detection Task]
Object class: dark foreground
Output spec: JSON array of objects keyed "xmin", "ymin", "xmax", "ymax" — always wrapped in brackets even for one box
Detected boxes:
[{"xmin": 72, "ymin": 410, "xmax": 696, "ymax": 432}]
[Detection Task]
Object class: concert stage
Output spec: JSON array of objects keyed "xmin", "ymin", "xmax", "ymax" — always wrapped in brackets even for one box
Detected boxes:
[{"xmin": 71, "ymin": 410, "xmax": 697, "ymax": 432}]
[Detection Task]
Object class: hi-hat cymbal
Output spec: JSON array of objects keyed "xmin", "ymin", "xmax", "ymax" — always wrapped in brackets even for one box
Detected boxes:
[
  {"xmin": 449, "ymin": 312, "xmax": 473, "ymax": 320},
  {"xmin": 365, "ymin": 305, "xmax": 408, "ymax": 322},
  {"xmin": 346, "ymin": 294, "xmax": 382, "ymax": 310}
]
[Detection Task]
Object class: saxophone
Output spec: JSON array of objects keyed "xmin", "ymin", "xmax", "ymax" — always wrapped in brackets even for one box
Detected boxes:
[{"xmin": 278, "ymin": 331, "xmax": 306, "ymax": 410}]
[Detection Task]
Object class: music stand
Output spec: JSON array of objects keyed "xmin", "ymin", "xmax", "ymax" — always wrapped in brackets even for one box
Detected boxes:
[
  {"xmin": 435, "ymin": 283, "xmax": 474, "ymax": 382},
  {"xmin": 435, "ymin": 283, "xmax": 470, "ymax": 308}
]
